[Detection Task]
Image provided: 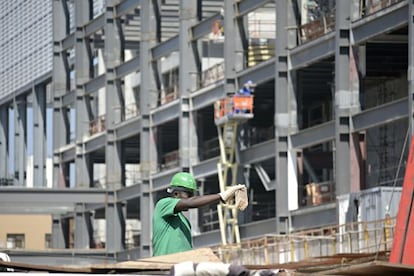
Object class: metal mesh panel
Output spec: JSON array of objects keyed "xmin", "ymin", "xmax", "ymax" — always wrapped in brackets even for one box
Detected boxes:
[{"xmin": 0, "ymin": 0, "xmax": 52, "ymax": 99}]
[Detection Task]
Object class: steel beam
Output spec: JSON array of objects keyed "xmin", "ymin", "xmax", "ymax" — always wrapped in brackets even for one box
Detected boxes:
[
  {"xmin": 152, "ymin": 169, "xmax": 179, "ymax": 191},
  {"xmin": 84, "ymin": 14, "xmax": 105, "ymax": 37},
  {"xmin": 116, "ymin": 56, "xmax": 140, "ymax": 78},
  {"xmin": 84, "ymin": 134, "xmax": 106, "ymax": 153},
  {"xmin": 115, "ymin": 117, "xmax": 141, "ymax": 140},
  {"xmin": 62, "ymin": 91, "xmax": 75, "ymax": 107},
  {"xmin": 353, "ymin": 98, "xmax": 408, "ymax": 132},
  {"xmin": 0, "ymin": 202, "xmax": 74, "ymax": 214},
  {"xmin": 236, "ymin": 0, "xmax": 272, "ymax": 17},
  {"xmin": 85, "ymin": 74, "xmax": 106, "ymax": 94},
  {"xmin": 151, "ymin": 102, "xmax": 180, "ymax": 125},
  {"xmin": 192, "ymin": 157, "xmax": 219, "ymax": 179},
  {"xmin": 0, "ymin": 188, "xmax": 106, "ymax": 203},
  {"xmin": 290, "ymin": 33, "xmax": 335, "ymax": 70},
  {"xmin": 61, "ymin": 146, "xmax": 76, "ymax": 163},
  {"xmin": 239, "ymin": 140, "xmax": 275, "ymax": 164},
  {"xmin": 192, "ymin": 81, "xmax": 225, "ymax": 109},
  {"xmin": 352, "ymin": 1, "xmax": 407, "ymax": 44},
  {"xmin": 290, "ymin": 202, "xmax": 337, "ymax": 231},
  {"xmin": 152, "ymin": 36, "xmax": 179, "ymax": 60},
  {"xmin": 117, "ymin": 184, "xmax": 141, "ymax": 201},
  {"xmin": 116, "ymin": 0, "xmax": 141, "ymax": 18},
  {"xmin": 193, "ymin": 230, "xmax": 220, "ymax": 247},
  {"xmin": 240, "ymin": 218, "xmax": 277, "ymax": 238},
  {"xmin": 238, "ymin": 58, "xmax": 275, "ymax": 85},
  {"xmin": 191, "ymin": 13, "xmax": 222, "ymax": 41},
  {"xmin": 61, "ymin": 33, "xmax": 75, "ymax": 51},
  {"xmin": 291, "ymin": 121, "xmax": 335, "ymax": 149},
  {"xmin": 7, "ymin": 250, "xmax": 115, "ymax": 266}
]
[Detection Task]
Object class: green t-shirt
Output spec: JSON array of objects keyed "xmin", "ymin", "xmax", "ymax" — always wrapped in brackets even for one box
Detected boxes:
[{"xmin": 152, "ymin": 197, "xmax": 193, "ymax": 256}]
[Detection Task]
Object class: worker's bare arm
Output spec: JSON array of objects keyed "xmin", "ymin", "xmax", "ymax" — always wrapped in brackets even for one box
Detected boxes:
[{"xmin": 174, "ymin": 194, "xmax": 221, "ymax": 212}]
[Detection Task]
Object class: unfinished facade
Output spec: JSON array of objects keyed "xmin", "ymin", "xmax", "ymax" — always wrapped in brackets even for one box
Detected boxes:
[{"xmin": 0, "ymin": 0, "xmax": 411, "ymax": 265}]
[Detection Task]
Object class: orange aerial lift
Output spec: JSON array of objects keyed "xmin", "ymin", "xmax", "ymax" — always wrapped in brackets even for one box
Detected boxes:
[{"xmin": 214, "ymin": 81, "xmax": 254, "ymax": 245}]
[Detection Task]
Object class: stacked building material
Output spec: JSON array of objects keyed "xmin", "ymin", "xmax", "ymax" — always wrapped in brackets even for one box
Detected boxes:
[{"xmin": 247, "ymin": 39, "xmax": 275, "ymax": 67}]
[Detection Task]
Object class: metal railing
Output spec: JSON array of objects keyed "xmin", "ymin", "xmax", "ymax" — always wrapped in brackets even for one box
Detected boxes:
[{"xmin": 214, "ymin": 217, "xmax": 395, "ymax": 265}]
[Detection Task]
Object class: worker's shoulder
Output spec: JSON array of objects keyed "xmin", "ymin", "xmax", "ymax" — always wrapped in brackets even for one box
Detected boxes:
[{"xmin": 155, "ymin": 197, "xmax": 180, "ymax": 207}]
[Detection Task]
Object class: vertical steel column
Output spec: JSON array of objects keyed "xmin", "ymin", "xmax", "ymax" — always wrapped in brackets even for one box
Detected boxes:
[
  {"xmin": 275, "ymin": 0, "xmax": 298, "ymax": 234},
  {"xmin": 409, "ymin": 1, "xmax": 414, "ymax": 138},
  {"xmin": 104, "ymin": 0, "xmax": 125, "ymax": 186},
  {"xmin": 13, "ymin": 96, "xmax": 27, "ymax": 187},
  {"xmin": 33, "ymin": 84, "xmax": 47, "ymax": 187},
  {"xmin": 74, "ymin": 0, "xmax": 92, "ymax": 188},
  {"xmin": 0, "ymin": 105, "xmax": 9, "ymax": 180},
  {"xmin": 74, "ymin": 203, "xmax": 93, "ymax": 249},
  {"xmin": 52, "ymin": 214, "xmax": 68, "ymax": 248},
  {"xmin": 179, "ymin": 1, "xmax": 199, "ymax": 170},
  {"xmin": 105, "ymin": 191, "xmax": 126, "ymax": 252},
  {"xmin": 224, "ymin": 0, "xmax": 244, "ymax": 92},
  {"xmin": 140, "ymin": 0, "xmax": 159, "ymax": 258},
  {"xmin": 334, "ymin": 1, "xmax": 358, "ymax": 196},
  {"xmin": 224, "ymin": 1, "xmax": 245, "ymax": 180},
  {"xmin": 52, "ymin": 0, "xmax": 70, "ymax": 188},
  {"xmin": 179, "ymin": 1, "xmax": 200, "ymax": 233},
  {"xmin": 104, "ymin": 0, "xmax": 126, "ymax": 253}
]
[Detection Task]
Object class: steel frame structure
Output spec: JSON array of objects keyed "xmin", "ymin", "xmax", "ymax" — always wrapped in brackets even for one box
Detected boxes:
[{"xmin": 0, "ymin": 0, "xmax": 412, "ymax": 265}]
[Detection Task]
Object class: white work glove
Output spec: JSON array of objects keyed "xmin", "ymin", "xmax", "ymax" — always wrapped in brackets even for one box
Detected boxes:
[{"xmin": 219, "ymin": 184, "xmax": 246, "ymax": 202}]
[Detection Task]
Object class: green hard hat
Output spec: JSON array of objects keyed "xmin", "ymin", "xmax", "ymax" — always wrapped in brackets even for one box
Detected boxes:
[{"xmin": 169, "ymin": 172, "xmax": 197, "ymax": 192}]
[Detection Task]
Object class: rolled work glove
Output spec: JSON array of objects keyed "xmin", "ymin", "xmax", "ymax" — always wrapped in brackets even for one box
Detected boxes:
[{"xmin": 219, "ymin": 184, "xmax": 246, "ymax": 202}]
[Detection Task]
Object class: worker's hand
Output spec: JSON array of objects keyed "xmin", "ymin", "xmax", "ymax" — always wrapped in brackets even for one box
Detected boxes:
[{"xmin": 219, "ymin": 184, "xmax": 246, "ymax": 202}]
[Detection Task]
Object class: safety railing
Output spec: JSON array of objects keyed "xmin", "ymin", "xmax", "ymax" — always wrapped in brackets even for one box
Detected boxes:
[
  {"xmin": 214, "ymin": 217, "xmax": 396, "ymax": 265},
  {"xmin": 362, "ymin": 0, "xmax": 404, "ymax": 17},
  {"xmin": 300, "ymin": 9, "xmax": 335, "ymax": 43},
  {"xmin": 214, "ymin": 95, "xmax": 254, "ymax": 122},
  {"xmin": 200, "ymin": 62, "xmax": 224, "ymax": 88}
]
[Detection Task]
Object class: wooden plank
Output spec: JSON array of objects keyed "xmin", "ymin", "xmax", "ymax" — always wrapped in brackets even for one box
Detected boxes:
[{"xmin": 91, "ymin": 247, "xmax": 221, "ymax": 271}]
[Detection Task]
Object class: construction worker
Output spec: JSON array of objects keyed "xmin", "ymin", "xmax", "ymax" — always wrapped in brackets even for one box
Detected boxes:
[{"xmin": 152, "ymin": 172, "xmax": 246, "ymax": 256}]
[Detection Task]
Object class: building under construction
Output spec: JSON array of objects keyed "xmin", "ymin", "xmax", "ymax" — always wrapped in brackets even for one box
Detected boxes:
[{"xmin": 0, "ymin": 0, "xmax": 412, "ymax": 266}]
